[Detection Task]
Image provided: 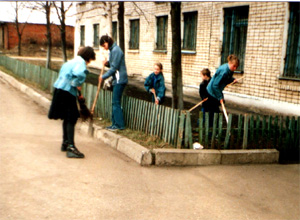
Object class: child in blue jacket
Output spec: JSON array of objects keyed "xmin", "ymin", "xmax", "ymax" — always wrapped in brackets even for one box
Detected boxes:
[
  {"xmin": 206, "ymin": 54, "xmax": 239, "ymax": 108},
  {"xmin": 48, "ymin": 46, "xmax": 96, "ymax": 158},
  {"xmin": 144, "ymin": 62, "xmax": 166, "ymax": 105}
]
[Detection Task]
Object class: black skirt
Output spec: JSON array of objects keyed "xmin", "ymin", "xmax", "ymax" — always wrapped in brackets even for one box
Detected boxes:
[{"xmin": 48, "ymin": 88, "xmax": 80, "ymax": 123}]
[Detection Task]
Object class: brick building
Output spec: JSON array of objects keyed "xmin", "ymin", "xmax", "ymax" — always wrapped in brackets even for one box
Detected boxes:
[
  {"xmin": 0, "ymin": 22, "xmax": 74, "ymax": 50},
  {"xmin": 75, "ymin": 2, "xmax": 300, "ymax": 106}
]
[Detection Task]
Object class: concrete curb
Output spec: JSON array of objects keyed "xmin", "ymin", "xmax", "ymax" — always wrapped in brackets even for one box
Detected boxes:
[
  {"xmin": 1, "ymin": 70, "xmax": 280, "ymax": 166},
  {"xmin": 152, "ymin": 148, "xmax": 279, "ymax": 166},
  {"xmin": 79, "ymin": 123, "xmax": 153, "ymax": 166},
  {"xmin": 0, "ymin": 71, "xmax": 51, "ymax": 109}
]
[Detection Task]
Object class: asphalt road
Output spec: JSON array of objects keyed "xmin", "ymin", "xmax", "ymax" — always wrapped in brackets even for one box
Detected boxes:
[{"xmin": 0, "ymin": 77, "xmax": 299, "ymax": 220}]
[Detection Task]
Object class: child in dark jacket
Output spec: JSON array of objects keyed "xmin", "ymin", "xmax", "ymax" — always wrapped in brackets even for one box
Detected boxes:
[
  {"xmin": 144, "ymin": 62, "xmax": 166, "ymax": 105},
  {"xmin": 199, "ymin": 68, "xmax": 211, "ymax": 113},
  {"xmin": 199, "ymin": 68, "xmax": 219, "ymax": 127}
]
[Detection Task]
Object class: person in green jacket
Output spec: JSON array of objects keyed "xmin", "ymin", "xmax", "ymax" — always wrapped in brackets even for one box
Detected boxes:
[
  {"xmin": 144, "ymin": 62, "xmax": 166, "ymax": 105},
  {"xmin": 206, "ymin": 54, "xmax": 239, "ymax": 109}
]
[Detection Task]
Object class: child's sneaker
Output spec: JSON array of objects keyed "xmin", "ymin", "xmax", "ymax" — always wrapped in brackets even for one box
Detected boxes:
[{"xmin": 66, "ymin": 145, "xmax": 85, "ymax": 158}]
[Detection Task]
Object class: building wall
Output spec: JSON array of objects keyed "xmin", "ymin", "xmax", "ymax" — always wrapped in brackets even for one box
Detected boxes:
[
  {"xmin": 75, "ymin": 2, "xmax": 300, "ymax": 105},
  {"xmin": 1, "ymin": 22, "xmax": 74, "ymax": 50},
  {"xmin": 75, "ymin": 2, "xmax": 115, "ymax": 68}
]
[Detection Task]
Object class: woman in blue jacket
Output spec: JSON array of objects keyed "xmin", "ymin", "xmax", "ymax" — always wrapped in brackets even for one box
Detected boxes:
[
  {"xmin": 206, "ymin": 54, "xmax": 239, "ymax": 111},
  {"xmin": 48, "ymin": 46, "xmax": 96, "ymax": 158},
  {"xmin": 99, "ymin": 35, "xmax": 128, "ymax": 131},
  {"xmin": 144, "ymin": 62, "xmax": 166, "ymax": 105}
]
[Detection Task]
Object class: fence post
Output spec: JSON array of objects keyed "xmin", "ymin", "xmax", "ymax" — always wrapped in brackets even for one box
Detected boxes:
[
  {"xmin": 158, "ymin": 106, "xmax": 165, "ymax": 138},
  {"xmin": 167, "ymin": 108, "xmax": 174, "ymax": 144},
  {"xmin": 171, "ymin": 109, "xmax": 180, "ymax": 146},
  {"xmin": 204, "ymin": 112, "xmax": 209, "ymax": 148},
  {"xmin": 217, "ymin": 113, "xmax": 223, "ymax": 149},
  {"xmin": 285, "ymin": 117, "xmax": 291, "ymax": 149},
  {"xmin": 250, "ymin": 115, "xmax": 254, "ymax": 144},
  {"xmin": 163, "ymin": 107, "xmax": 170, "ymax": 142},
  {"xmin": 177, "ymin": 111, "xmax": 185, "ymax": 149},
  {"xmin": 279, "ymin": 116, "xmax": 283, "ymax": 148},
  {"xmin": 255, "ymin": 115, "xmax": 261, "ymax": 148},
  {"xmin": 184, "ymin": 111, "xmax": 193, "ymax": 149},
  {"xmin": 237, "ymin": 114, "xmax": 244, "ymax": 148},
  {"xmin": 291, "ymin": 117, "xmax": 295, "ymax": 148},
  {"xmin": 297, "ymin": 117, "xmax": 300, "ymax": 150},
  {"xmin": 242, "ymin": 114, "xmax": 249, "ymax": 149},
  {"xmin": 224, "ymin": 114, "xmax": 232, "ymax": 149},
  {"xmin": 267, "ymin": 116, "xmax": 272, "ymax": 147},
  {"xmin": 211, "ymin": 113, "xmax": 218, "ymax": 149},
  {"xmin": 199, "ymin": 111, "xmax": 204, "ymax": 145},
  {"xmin": 273, "ymin": 116, "xmax": 278, "ymax": 148}
]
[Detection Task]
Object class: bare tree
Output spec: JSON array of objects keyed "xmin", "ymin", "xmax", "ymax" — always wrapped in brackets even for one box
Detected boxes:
[
  {"xmin": 170, "ymin": 2, "xmax": 184, "ymax": 110},
  {"xmin": 12, "ymin": 2, "xmax": 30, "ymax": 56},
  {"xmin": 118, "ymin": 2, "xmax": 125, "ymax": 54},
  {"xmin": 53, "ymin": 2, "xmax": 72, "ymax": 62},
  {"xmin": 27, "ymin": 1, "xmax": 53, "ymax": 69}
]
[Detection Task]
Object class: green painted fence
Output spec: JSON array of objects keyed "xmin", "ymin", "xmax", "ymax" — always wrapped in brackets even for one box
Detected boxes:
[
  {"xmin": 0, "ymin": 55, "xmax": 181, "ymax": 147},
  {"xmin": 184, "ymin": 112, "xmax": 300, "ymax": 162},
  {"xmin": 80, "ymin": 83, "xmax": 181, "ymax": 146},
  {"xmin": 1, "ymin": 55, "xmax": 299, "ymax": 162}
]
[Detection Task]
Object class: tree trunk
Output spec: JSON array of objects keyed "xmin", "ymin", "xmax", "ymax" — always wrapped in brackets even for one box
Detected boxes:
[
  {"xmin": 45, "ymin": 1, "xmax": 52, "ymax": 69},
  {"xmin": 17, "ymin": 33, "xmax": 21, "ymax": 56},
  {"xmin": 60, "ymin": 2, "xmax": 67, "ymax": 62},
  {"xmin": 15, "ymin": 2, "xmax": 21, "ymax": 56},
  {"xmin": 170, "ymin": 2, "xmax": 184, "ymax": 110},
  {"xmin": 107, "ymin": 2, "xmax": 112, "ymax": 37},
  {"xmin": 118, "ymin": 2, "xmax": 125, "ymax": 54}
]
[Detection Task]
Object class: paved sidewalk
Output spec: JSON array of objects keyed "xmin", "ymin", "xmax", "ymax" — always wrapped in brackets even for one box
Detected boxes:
[{"xmin": 0, "ymin": 74, "xmax": 299, "ymax": 220}]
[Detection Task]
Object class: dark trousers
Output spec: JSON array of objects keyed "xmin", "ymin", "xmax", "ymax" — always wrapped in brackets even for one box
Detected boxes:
[
  {"xmin": 63, "ymin": 119, "xmax": 76, "ymax": 145},
  {"xmin": 203, "ymin": 94, "xmax": 220, "ymax": 127},
  {"xmin": 112, "ymin": 84, "xmax": 126, "ymax": 129}
]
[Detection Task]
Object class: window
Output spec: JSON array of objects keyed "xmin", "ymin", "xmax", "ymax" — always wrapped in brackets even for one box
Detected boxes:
[
  {"xmin": 112, "ymin": 21, "xmax": 117, "ymax": 43},
  {"xmin": 183, "ymin": 11, "xmax": 198, "ymax": 51},
  {"xmin": 284, "ymin": 2, "xmax": 300, "ymax": 78},
  {"xmin": 129, "ymin": 19, "xmax": 139, "ymax": 49},
  {"xmin": 80, "ymin": 25, "xmax": 85, "ymax": 46},
  {"xmin": 156, "ymin": 16, "xmax": 168, "ymax": 50},
  {"xmin": 93, "ymin": 24, "xmax": 99, "ymax": 47},
  {"xmin": 221, "ymin": 6, "xmax": 249, "ymax": 72}
]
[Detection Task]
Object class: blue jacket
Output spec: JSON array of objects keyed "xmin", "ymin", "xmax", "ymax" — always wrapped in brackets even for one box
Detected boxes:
[
  {"xmin": 53, "ymin": 56, "xmax": 88, "ymax": 97},
  {"xmin": 102, "ymin": 43, "xmax": 128, "ymax": 85},
  {"xmin": 144, "ymin": 72, "xmax": 166, "ymax": 103},
  {"xmin": 207, "ymin": 63, "xmax": 235, "ymax": 101}
]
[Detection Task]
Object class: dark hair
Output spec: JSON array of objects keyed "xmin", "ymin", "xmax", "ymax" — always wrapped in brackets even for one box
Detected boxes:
[
  {"xmin": 227, "ymin": 54, "xmax": 240, "ymax": 66},
  {"xmin": 77, "ymin": 46, "xmax": 96, "ymax": 62},
  {"xmin": 154, "ymin": 62, "xmax": 163, "ymax": 71},
  {"xmin": 99, "ymin": 35, "xmax": 114, "ymax": 48},
  {"xmin": 201, "ymin": 68, "xmax": 211, "ymax": 78}
]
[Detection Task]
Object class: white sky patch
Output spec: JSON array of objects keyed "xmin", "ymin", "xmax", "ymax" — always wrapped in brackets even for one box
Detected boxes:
[{"xmin": 0, "ymin": 1, "xmax": 76, "ymax": 26}]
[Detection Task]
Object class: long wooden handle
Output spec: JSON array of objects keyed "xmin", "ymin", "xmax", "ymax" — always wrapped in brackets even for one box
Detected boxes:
[
  {"xmin": 226, "ymin": 76, "xmax": 245, "ymax": 88},
  {"xmin": 221, "ymin": 101, "xmax": 228, "ymax": 123},
  {"xmin": 91, "ymin": 68, "xmax": 104, "ymax": 115},
  {"xmin": 153, "ymin": 90, "xmax": 158, "ymax": 105},
  {"xmin": 188, "ymin": 98, "xmax": 208, "ymax": 112}
]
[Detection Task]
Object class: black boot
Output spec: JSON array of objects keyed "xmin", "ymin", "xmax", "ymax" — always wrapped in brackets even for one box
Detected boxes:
[
  {"xmin": 61, "ymin": 141, "xmax": 68, "ymax": 152},
  {"xmin": 66, "ymin": 144, "xmax": 85, "ymax": 158}
]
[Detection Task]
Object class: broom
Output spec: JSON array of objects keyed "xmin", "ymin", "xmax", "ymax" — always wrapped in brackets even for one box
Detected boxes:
[
  {"xmin": 188, "ymin": 98, "xmax": 208, "ymax": 112},
  {"xmin": 88, "ymin": 67, "xmax": 104, "ymax": 136},
  {"xmin": 78, "ymin": 90, "xmax": 91, "ymax": 121}
]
